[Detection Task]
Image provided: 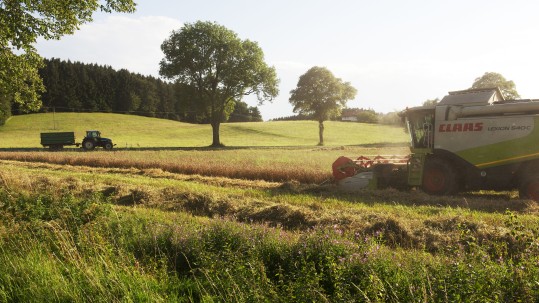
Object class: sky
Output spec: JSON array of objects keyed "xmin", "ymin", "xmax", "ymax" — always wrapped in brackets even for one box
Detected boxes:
[{"xmin": 35, "ymin": 0, "xmax": 539, "ymax": 121}]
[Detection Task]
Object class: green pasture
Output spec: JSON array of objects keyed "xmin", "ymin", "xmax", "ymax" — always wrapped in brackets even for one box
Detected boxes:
[
  {"xmin": 0, "ymin": 113, "xmax": 408, "ymax": 148},
  {"xmin": 1, "ymin": 161, "xmax": 538, "ymax": 302}
]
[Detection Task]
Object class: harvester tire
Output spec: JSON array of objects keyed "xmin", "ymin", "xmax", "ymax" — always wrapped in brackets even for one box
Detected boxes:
[
  {"xmin": 422, "ymin": 158, "xmax": 458, "ymax": 195},
  {"xmin": 519, "ymin": 177, "xmax": 539, "ymax": 201}
]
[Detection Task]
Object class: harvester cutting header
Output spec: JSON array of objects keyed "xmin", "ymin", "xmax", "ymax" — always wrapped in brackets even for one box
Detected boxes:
[{"xmin": 333, "ymin": 87, "xmax": 539, "ymax": 200}]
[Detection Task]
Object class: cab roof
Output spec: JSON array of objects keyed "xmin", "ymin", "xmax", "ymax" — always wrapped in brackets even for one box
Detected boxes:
[{"xmin": 439, "ymin": 87, "xmax": 504, "ymax": 106}]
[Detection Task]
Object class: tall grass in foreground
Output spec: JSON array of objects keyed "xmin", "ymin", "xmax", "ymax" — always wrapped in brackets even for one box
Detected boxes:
[{"xmin": 1, "ymin": 189, "xmax": 538, "ymax": 302}]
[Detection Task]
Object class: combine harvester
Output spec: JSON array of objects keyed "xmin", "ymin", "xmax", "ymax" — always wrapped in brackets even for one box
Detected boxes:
[{"xmin": 333, "ymin": 88, "xmax": 539, "ymax": 200}]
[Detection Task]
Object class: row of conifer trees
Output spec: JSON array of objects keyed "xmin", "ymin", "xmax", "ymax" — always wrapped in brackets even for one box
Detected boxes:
[{"xmin": 10, "ymin": 58, "xmax": 263, "ymax": 123}]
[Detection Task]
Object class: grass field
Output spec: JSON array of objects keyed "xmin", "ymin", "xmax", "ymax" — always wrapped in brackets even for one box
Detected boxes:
[
  {"xmin": 1, "ymin": 113, "xmax": 539, "ymax": 301},
  {"xmin": 0, "ymin": 113, "xmax": 408, "ymax": 148},
  {"xmin": 0, "ymin": 112, "xmax": 409, "ymax": 183},
  {"xmin": 0, "ymin": 145, "xmax": 409, "ymax": 183},
  {"xmin": 0, "ymin": 160, "xmax": 538, "ymax": 301}
]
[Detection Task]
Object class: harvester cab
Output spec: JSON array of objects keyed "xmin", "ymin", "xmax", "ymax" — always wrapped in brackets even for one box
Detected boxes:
[
  {"xmin": 333, "ymin": 87, "xmax": 539, "ymax": 200},
  {"xmin": 405, "ymin": 106, "xmax": 435, "ymax": 150},
  {"xmin": 401, "ymin": 106, "xmax": 436, "ymax": 188}
]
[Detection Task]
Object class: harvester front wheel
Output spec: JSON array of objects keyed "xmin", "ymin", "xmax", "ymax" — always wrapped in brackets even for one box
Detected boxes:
[
  {"xmin": 519, "ymin": 177, "xmax": 539, "ymax": 201},
  {"xmin": 422, "ymin": 158, "xmax": 457, "ymax": 195}
]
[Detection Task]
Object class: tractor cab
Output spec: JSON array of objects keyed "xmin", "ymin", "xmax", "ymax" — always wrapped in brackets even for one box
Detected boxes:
[{"xmin": 86, "ymin": 130, "xmax": 101, "ymax": 138}]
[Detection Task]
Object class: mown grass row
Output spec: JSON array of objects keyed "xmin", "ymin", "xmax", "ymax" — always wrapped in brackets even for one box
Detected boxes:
[
  {"xmin": 3, "ymin": 160, "xmax": 539, "ymax": 252},
  {"xmin": 1, "ymin": 180, "xmax": 539, "ymax": 302}
]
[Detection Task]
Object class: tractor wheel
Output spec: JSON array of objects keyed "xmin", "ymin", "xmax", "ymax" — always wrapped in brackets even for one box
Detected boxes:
[
  {"xmin": 104, "ymin": 142, "xmax": 113, "ymax": 150},
  {"xmin": 519, "ymin": 176, "xmax": 539, "ymax": 201},
  {"xmin": 422, "ymin": 158, "xmax": 458, "ymax": 195},
  {"xmin": 83, "ymin": 140, "xmax": 95, "ymax": 150}
]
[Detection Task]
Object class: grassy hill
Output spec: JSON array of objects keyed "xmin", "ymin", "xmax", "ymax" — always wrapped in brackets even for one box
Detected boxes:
[{"xmin": 0, "ymin": 113, "xmax": 408, "ymax": 148}]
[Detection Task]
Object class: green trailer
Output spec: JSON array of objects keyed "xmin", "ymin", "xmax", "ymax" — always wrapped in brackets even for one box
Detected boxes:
[{"xmin": 40, "ymin": 132, "xmax": 79, "ymax": 149}]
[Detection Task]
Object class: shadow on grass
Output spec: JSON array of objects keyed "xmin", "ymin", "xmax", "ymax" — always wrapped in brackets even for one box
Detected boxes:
[{"xmin": 272, "ymin": 181, "xmax": 538, "ymax": 214}]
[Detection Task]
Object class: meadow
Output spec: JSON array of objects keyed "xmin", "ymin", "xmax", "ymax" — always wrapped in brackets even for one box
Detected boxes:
[
  {"xmin": 1, "ymin": 160, "xmax": 538, "ymax": 302},
  {"xmin": 0, "ymin": 114, "xmax": 538, "ymax": 302},
  {"xmin": 0, "ymin": 112, "xmax": 407, "ymax": 148}
]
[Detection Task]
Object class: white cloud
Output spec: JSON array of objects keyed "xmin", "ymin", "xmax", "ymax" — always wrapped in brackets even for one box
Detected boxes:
[
  {"xmin": 36, "ymin": 15, "xmax": 183, "ymax": 76},
  {"xmin": 272, "ymin": 61, "xmax": 310, "ymax": 72}
]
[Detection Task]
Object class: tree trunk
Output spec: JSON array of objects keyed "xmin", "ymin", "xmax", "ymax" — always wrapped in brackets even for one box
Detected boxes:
[
  {"xmin": 211, "ymin": 121, "xmax": 222, "ymax": 147},
  {"xmin": 318, "ymin": 120, "xmax": 324, "ymax": 146}
]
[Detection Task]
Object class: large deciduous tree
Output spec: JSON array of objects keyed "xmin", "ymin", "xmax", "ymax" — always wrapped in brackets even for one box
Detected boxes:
[
  {"xmin": 289, "ymin": 66, "xmax": 356, "ymax": 146},
  {"xmin": 0, "ymin": 0, "xmax": 136, "ymax": 124},
  {"xmin": 471, "ymin": 72, "xmax": 520, "ymax": 100},
  {"xmin": 159, "ymin": 21, "xmax": 279, "ymax": 147}
]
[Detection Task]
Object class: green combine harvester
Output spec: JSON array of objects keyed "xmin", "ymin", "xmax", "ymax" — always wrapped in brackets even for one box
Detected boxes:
[{"xmin": 333, "ymin": 87, "xmax": 539, "ymax": 200}]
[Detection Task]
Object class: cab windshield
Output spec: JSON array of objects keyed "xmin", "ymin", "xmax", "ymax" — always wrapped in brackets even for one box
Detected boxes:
[
  {"xmin": 405, "ymin": 109, "xmax": 434, "ymax": 149},
  {"xmin": 87, "ymin": 131, "xmax": 101, "ymax": 138}
]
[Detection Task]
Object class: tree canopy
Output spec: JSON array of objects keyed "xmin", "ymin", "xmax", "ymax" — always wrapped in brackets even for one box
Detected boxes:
[
  {"xmin": 422, "ymin": 98, "xmax": 439, "ymax": 106},
  {"xmin": 471, "ymin": 72, "xmax": 520, "ymax": 100},
  {"xmin": 160, "ymin": 21, "xmax": 278, "ymax": 146},
  {"xmin": 289, "ymin": 66, "xmax": 356, "ymax": 145},
  {"xmin": 0, "ymin": 0, "xmax": 136, "ymax": 124}
]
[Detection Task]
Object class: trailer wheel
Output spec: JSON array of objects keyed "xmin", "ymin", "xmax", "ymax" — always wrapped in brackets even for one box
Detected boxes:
[
  {"xmin": 519, "ymin": 177, "xmax": 539, "ymax": 201},
  {"xmin": 422, "ymin": 158, "xmax": 458, "ymax": 195},
  {"xmin": 83, "ymin": 140, "xmax": 95, "ymax": 150}
]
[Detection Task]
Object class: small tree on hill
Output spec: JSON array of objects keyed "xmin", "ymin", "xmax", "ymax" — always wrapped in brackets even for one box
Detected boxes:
[
  {"xmin": 355, "ymin": 109, "xmax": 378, "ymax": 123},
  {"xmin": 378, "ymin": 111, "xmax": 402, "ymax": 125},
  {"xmin": 289, "ymin": 66, "xmax": 356, "ymax": 145}
]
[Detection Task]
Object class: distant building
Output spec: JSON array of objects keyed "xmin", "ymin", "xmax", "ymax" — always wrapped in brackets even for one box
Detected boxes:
[
  {"xmin": 341, "ymin": 116, "xmax": 358, "ymax": 122},
  {"xmin": 341, "ymin": 108, "xmax": 378, "ymax": 123},
  {"xmin": 341, "ymin": 108, "xmax": 362, "ymax": 121}
]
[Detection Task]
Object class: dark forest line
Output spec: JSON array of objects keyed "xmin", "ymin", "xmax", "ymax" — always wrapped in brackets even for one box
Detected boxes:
[{"xmin": 12, "ymin": 58, "xmax": 263, "ymax": 123}]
